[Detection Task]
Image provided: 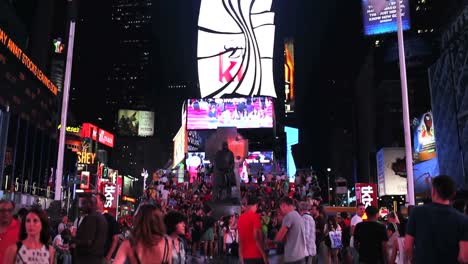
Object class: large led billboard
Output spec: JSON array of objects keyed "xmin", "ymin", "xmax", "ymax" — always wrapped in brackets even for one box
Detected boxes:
[
  {"xmin": 362, "ymin": 0, "xmax": 410, "ymax": 36},
  {"xmin": 187, "ymin": 97, "xmax": 274, "ymax": 130},
  {"xmin": 117, "ymin": 109, "xmax": 155, "ymax": 137},
  {"xmin": 197, "ymin": 0, "xmax": 277, "ymax": 98}
]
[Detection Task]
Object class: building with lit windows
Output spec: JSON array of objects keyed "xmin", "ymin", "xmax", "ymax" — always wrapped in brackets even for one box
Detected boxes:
[{"xmin": 0, "ymin": 0, "xmax": 60, "ymax": 204}]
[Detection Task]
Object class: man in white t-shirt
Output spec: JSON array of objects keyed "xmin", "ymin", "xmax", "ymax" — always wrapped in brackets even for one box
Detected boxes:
[{"xmin": 350, "ymin": 203, "xmax": 366, "ymax": 263}]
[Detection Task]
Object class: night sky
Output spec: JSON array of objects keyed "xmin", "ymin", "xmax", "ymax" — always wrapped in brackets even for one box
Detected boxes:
[{"xmin": 71, "ymin": 0, "xmax": 372, "ymax": 170}]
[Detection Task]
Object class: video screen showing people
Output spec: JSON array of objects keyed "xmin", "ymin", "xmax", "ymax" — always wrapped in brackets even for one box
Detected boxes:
[{"xmin": 187, "ymin": 97, "xmax": 274, "ymax": 130}]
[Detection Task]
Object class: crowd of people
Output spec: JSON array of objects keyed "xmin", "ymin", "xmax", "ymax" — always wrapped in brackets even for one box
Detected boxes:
[{"xmin": 0, "ymin": 173, "xmax": 467, "ymax": 264}]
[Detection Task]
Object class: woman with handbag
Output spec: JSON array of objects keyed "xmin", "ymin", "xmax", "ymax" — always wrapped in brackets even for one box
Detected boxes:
[{"xmin": 324, "ymin": 215, "xmax": 342, "ymax": 264}]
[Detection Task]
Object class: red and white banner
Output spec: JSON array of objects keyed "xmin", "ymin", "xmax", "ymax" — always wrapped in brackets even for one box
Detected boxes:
[
  {"xmin": 355, "ymin": 183, "xmax": 378, "ymax": 208},
  {"xmin": 100, "ymin": 182, "xmax": 118, "ymax": 217},
  {"xmin": 98, "ymin": 129, "xmax": 114, "ymax": 148}
]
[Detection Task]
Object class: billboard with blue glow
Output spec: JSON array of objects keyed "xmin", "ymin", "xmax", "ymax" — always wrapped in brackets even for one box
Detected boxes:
[{"xmin": 362, "ymin": 0, "xmax": 410, "ymax": 36}]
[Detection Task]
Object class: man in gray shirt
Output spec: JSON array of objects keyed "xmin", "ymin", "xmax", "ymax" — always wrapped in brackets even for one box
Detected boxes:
[{"xmin": 275, "ymin": 197, "xmax": 307, "ymax": 264}]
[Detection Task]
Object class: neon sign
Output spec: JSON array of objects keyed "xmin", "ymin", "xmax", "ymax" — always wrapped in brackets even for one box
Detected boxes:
[
  {"xmin": 77, "ymin": 151, "xmax": 96, "ymax": 165},
  {"xmin": 0, "ymin": 27, "xmax": 58, "ymax": 95}
]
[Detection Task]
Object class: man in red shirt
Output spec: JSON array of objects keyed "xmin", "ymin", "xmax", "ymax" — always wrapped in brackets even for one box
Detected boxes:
[
  {"xmin": 238, "ymin": 195, "xmax": 268, "ymax": 264},
  {"xmin": 0, "ymin": 200, "xmax": 20, "ymax": 262}
]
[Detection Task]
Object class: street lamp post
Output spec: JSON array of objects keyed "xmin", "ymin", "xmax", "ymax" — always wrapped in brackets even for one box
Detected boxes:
[{"xmin": 327, "ymin": 168, "xmax": 332, "ymax": 205}]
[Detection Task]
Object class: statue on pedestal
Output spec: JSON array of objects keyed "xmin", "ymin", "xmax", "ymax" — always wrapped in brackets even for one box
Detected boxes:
[{"xmin": 213, "ymin": 142, "xmax": 236, "ymax": 202}]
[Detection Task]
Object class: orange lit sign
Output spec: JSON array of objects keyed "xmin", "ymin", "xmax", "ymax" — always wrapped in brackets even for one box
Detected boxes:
[
  {"xmin": 122, "ymin": 196, "xmax": 136, "ymax": 203},
  {"xmin": 284, "ymin": 39, "xmax": 295, "ymax": 113},
  {"xmin": 0, "ymin": 27, "xmax": 58, "ymax": 96},
  {"xmin": 77, "ymin": 151, "xmax": 96, "ymax": 165}
]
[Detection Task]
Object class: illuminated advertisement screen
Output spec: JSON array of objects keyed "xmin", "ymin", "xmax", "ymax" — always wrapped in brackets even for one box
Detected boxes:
[
  {"xmin": 173, "ymin": 125, "xmax": 187, "ymax": 168},
  {"xmin": 118, "ymin": 109, "xmax": 155, "ymax": 137},
  {"xmin": 0, "ymin": 28, "xmax": 58, "ymax": 132},
  {"xmin": 197, "ymin": 0, "xmax": 277, "ymax": 98},
  {"xmin": 284, "ymin": 39, "xmax": 295, "ymax": 113},
  {"xmin": 187, "ymin": 97, "xmax": 274, "ymax": 130},
  {"xmin": 245, "ymin": 151, "xmax": 273, "ymax": 164},
  {"xmin": 186, "ymin": 152, "xmax": 210, "ymax": 183},
  {"xmin": 413, "ymin": 112, "xmax": 436, "ymax": 163},
  {"xmin": 362, "ymin": 0, "xmax": 410, "ymax": 36}
]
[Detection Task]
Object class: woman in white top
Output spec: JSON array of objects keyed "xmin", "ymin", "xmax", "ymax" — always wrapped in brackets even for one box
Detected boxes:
[
  {"xmin": 324, "ymin": 215, "xmax": 342, "ymax": 264},
  {"xmin": 387, "ymin": 223, "xmax": 406, "ymax": 264},
  {"xmin": 223, "ymin": 215, "xmax": 238, "ymax": 256},
  {"xmin": 3, "ymin": 208, "xmax": 54, "ymax": 264}
]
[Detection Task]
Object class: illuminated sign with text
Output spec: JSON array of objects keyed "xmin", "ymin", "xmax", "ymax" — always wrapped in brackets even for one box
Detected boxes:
[
  {"xmin": 355, "ymin": 183, "xmax": 378, "ymax": 208},
  {"xmin": 98, "ymin": 129, "xmax": 114, "ymax": 148},
  {"xmin": 197, "ymin": 0, "xmax": 276, "ymax": 98},
  {"xmin": 362, "ymin": 0, "xmax": 410, "ymax": 36},
  {"xmin": 77, "ymin": 151, "xmax": 96, "ymax": 165},
  {"xmin": 0, "ymin": 27, "xmax": 58, "ymax": 95}
]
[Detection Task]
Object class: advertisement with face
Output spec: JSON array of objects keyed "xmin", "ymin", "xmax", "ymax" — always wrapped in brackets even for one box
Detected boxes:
[
  {"xmin": 413, "ymin": 112, "xmax": 436, "ymax": 162},
  {"xmin": 187, "ymin": 97, "xmax": 274, "ymax": 130}
]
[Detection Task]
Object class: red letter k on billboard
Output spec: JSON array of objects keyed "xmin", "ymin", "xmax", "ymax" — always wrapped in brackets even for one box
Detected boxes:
[{"xmin": 219, "ymin": 55, "xmax": 243, "ymax": 83}]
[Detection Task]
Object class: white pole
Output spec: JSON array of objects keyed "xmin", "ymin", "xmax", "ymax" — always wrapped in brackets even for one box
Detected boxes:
[
  {"xmin": 396, "ymin": 0, "xmax": 415, "ymax": 205},
  {"xmin": 55, "ymin": 21, "xmax": 76, "ymax": 200}
]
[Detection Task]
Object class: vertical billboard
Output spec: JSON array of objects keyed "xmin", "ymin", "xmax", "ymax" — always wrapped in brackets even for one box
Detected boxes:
[
  {"xmin": 100, "ymin": 182, "xmax": 118, "ymax": 217},
  {"xmin": 173, "ymin": 125, "xmax": 187, "ymax": 168},
  {"xmin": 362, "ymin": 0, "xmax": 410, "ymax": 36},
  {"xmin": 187, "ymin": 97, "xmax": 274, "ymax": 129},
  {"xmin": 117, "ymin": 109, "xmax": 155, "ymax": 137},
  {"xmin": 376, "ymin": 148, "xmax": 407, "ymax": 196},
  {"xmin": 355, "ymin": 183, "xmax": 378, "ymax": 208},
  {"xmin": 197, "ymin": 0, "xmax": 277, "ymax": 98},
  {"xmin": 284, "ymin": 39, "xmax": 295, "ymax": 113},
  {"xmin": 413, "ymin": 112, "xmax": 436, "ymax": 162},
  {"xmin": 285, "ymin": 126, "xmax": 299, "ymax": 182}
]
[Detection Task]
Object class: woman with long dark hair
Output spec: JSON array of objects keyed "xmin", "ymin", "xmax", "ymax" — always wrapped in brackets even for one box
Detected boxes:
[
  {"xmin": 164, "ymin": 211, "xmax": 187, "ymax": 264},
  {"xmin": 325, "ymin": 215, "xmax": 342, "ymax": 264},
  {"xmin": 3, "ymin": 208, "xmax": 54, "ymax": 263},
  {"xmin": 114, "ymin": 204, "xmax": 172, "ymax": 264}
]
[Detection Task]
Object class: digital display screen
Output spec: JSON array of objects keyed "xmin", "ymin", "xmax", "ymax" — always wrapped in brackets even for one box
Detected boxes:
[
  {"xmin": 362, "ymin": 0, "xmax": 410, "ymax": 36},
  {"xmin": 186, "ymin": 152, "xmax": 210, "ymax": 183},
  {"xmin": 197, "ymin": 0, "xmax": 277, "ymax": 98},
  {"xmin": 187, "ymin": 97, "xmax": 274, "ymax": 130},
  {"xmin": 413, "ymin": 112, "xmax": 436, "ymax": 162},
  {"xmin": 118, "ymin": 109, "xmax": 155, "ymax": 137},
  {"xmin": 245, "ymin": 151, "xmax": 274, "ymax": 164}
]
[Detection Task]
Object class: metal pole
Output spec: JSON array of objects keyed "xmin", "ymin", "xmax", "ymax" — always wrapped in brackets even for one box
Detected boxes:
[
  {"xmin": 55, "ymin": 21, "xmax": 76, "ymax": 200},
  {"xmin": 0, "ymin": 107, "xmax": 10, "ymax": 188},
  {"xmin": 327, "ymin": 173, "xmax": 331, "ymax": 204},
  {"xmin": 396, "ymin": 0, "xmax": 415, "ymax": 205}
]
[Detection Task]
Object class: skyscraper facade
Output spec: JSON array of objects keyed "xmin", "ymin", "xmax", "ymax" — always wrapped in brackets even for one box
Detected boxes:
[{"xmin": 107, "ymin": 0, "xmax": 152, "ymax": 119}]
